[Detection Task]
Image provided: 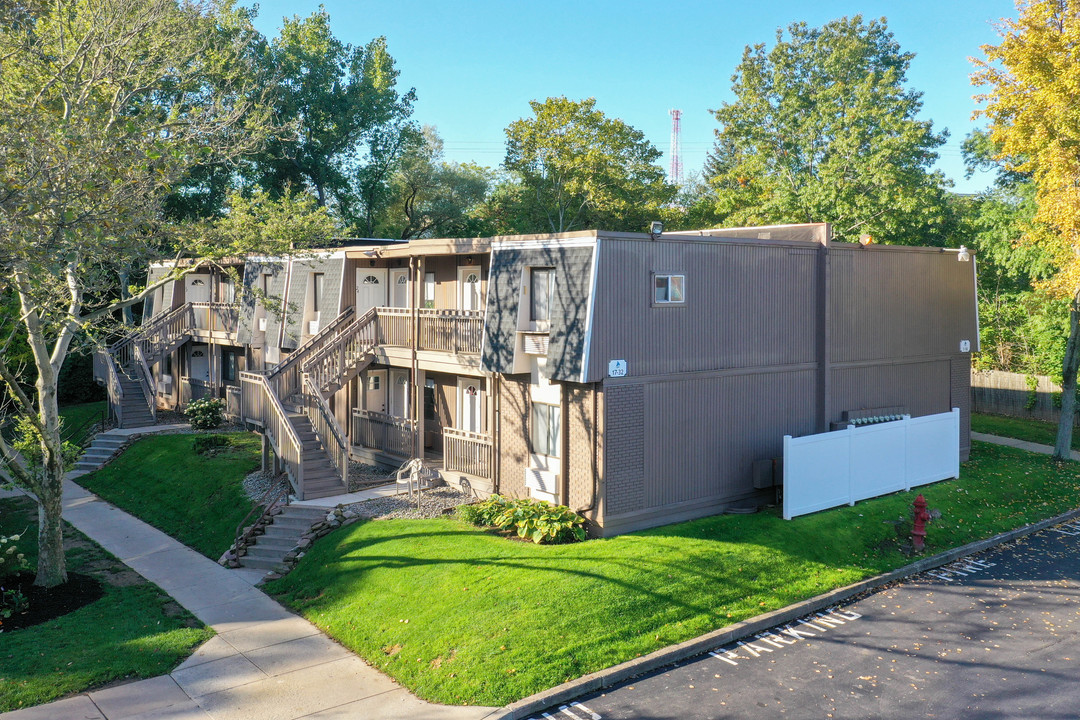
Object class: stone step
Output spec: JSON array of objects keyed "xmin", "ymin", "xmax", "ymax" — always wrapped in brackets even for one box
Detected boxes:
[
  {"xmin": 251, "ymin": 536, "xmax": 298, "ymax": 551},
  {"xmin": 74, "ymin": 461, "xmax": 102, "ymax": 472},
  {"xmin": 281, "ymin": 506, "xmax": 332, "ymax": 519},
  {"xmin": 268, "ymin": 515, "xmax": 317, "ymax": 530},
  {"xmin": 303, "ymin": 485, "xmax": 348, "ymax": 500},
  {"xmin": 91, "ymin": 437, "xmax": 127, "ymax": 448},
  {"xmin": 239, "ymin": 556, "xmax": 285, "ymax": 572},
  {"xmin": 244, "ymin": 545, "xmax": 291, "ymax": 561},
  {"xmin": 80, "ymin": 450, "xmax": 116, "ymax": 463},
  {"xmin": 260, "ymin": 527, "xmax": 306, "ymax": 543}
]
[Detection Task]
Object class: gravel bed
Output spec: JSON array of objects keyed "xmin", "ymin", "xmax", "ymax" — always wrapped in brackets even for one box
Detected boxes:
[
  {"xmin": 243, "ymin": 469, "xmax": 289, "ymax": 502},
  {"xmin": 344, "ymin": 486, "xmax": 469, "ymax": 520},
  {"xmin": 348, "ymin": 461, "xmax": 398, "ymax": 493}
]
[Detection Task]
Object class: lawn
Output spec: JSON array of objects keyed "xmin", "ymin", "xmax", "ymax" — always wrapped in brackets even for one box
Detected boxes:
[
  {"xmin": 0, "ymin": 495, "xmax": 213, "ymax": 712},
  {"xmin": 59, "ymin": 401, "xmax": 107, "ymax": 443},
  {"xmin": 972, "ymin": 412, "xmax": 1080, "ymax": 451},
  {"xmin": 268, "ymin": 441, "xmax": 1080, "ymax": 707},
  {"xmin": 78, "ymin": 432, "xmax": 261, "ymax": 559}
]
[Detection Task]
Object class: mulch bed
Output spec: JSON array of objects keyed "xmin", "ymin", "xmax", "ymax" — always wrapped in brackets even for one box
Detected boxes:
[{"xmin": 1, "ymin": 572, "xmax": 104, "ymax": 632}]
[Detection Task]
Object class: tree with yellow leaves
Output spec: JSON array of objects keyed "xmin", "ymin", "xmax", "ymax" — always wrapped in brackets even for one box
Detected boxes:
[{"xmin": 974, "ymin": 0, "xmax": 1080, "ymax": 459}]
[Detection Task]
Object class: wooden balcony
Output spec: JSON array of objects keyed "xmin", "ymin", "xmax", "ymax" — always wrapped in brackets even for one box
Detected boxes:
[
  {"xmin": 352, "ymin": 409, "xmax": 416, "ymax": 458},
  {"xmin": 373, "ymin": 307, "xmax": 484, "ymax": 355},
  {"xmin": 442, "ymin": 427, "xmax": 493, "ymax": 480},
  {"xmin": 189, "ymin": 302, "xmax": 239, "ymax": 341}
]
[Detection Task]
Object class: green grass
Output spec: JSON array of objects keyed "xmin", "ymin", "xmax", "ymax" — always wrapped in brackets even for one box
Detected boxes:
[
  {"xmin": 971, "ymin": 412, "xmax": 1080, "ymax": 451},
  {"xmin": 59, "ymin": 401, "xmax": 107, "ymax": 442},
  {"xmin": 0, "ymin": 496, "xmax": 213, "ymax": 712},
  {"xmin": 78, "ymin": 433, "xmax": 261, "ymax": 559},
  {"xmin": 268, "ymin": 441, "xmax": 1080, "ymax": 707}
]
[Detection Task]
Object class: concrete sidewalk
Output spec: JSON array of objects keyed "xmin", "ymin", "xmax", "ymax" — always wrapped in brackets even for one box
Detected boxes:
[
  {"xmin": 971, "ymin": 430, "xmax": 1080, "ymax": 461},
  {"xmin": 2, "ymin": 427, "xmax": 496, "ymax": 720}
]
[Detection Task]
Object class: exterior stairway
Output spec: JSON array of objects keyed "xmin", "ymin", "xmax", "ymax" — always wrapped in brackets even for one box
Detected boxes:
[
  {"xmin": 289, "ymin": 413, "xmax": 347, "ymax": 500},
  {"xmin": 74, "ymin": 433, "xmax": 129, "ymax": 472},
  {"xmin": 240, "ymin": 504, "xmax": 328, "ymax": 571},
  {"xmin": 117, "ymin": 364, "xmax": 155, "ymax": 428}
]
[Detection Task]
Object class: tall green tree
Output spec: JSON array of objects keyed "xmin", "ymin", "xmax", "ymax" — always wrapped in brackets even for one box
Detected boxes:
[
  {"xmin": 502, "ymin": 97, "xmax": 674, "ymax": 234},
  {"xmin": 706, "ymin": 15, "xmax": 951, "ymax": 244},
  {"xmin": 0, "ymin": 0, "xmax": 277, "ymax": 588},
  {"xmin": 974, "ymin": 0, "xmax": 1080, "ymax": 458},
  {"xmin": 251, "ymin": 10, "xmax": 417, "ymax": 226}
]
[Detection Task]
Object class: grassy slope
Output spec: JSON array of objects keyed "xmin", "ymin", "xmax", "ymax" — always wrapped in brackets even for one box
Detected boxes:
[
  {"xmin": 971, "ymin": 412, "xmax": 1080, "ymax": 451},
  {"xmin": 59, "ymin": 401, "xmax": 107, "ymax": 441},
  {"xmin": 78, "ymin": 433, "xmax": 260, "ymax": 559},
  {"xmin": 0, "ymin": 496, "xmax": 213, "ymax": 712},
  {"xmin": 269, "ymin": 441, "xmax": 1080, "ymax": 706}
]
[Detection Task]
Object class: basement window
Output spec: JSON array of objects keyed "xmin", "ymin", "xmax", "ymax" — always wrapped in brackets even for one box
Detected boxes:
[{"xmin": 653, "ymin": 274, "xmax": 685, "ymax": 305}]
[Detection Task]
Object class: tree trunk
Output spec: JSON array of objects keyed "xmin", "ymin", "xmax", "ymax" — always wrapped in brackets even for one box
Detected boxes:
[
  {"xmin": 35, "ymin": 477, "xmax": 67, "ymax": 587},
  {"xmin": 1054, "ymin": 300, "xmax": 1080, "ymax": 460}
]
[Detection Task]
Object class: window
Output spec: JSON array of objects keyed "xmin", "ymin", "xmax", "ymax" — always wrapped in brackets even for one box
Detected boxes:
[
  {"xmin": 312, "ymin": 273, "xmax": 325, "ymax": 312},
  {"xmin": 222, "ymin": 350, "xmax": 240, "ymax": 383},
  {"xmin": 424, "ymin": 272, "xmax": 436, "ymax": 308},
  {"xmin": 531, "ymin": 402, "xmax": 561, "ymax": 458},
  {"xmin": 653, "ymin": 274, "xmax": 685, "ymax": 304},
  {"xmin": 530, "ymin": 268, "xmax": 555, "ymax": 322}
]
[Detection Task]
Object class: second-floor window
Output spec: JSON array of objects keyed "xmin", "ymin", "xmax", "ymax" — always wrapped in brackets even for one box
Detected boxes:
[
  {"xmin": 653, "ymin": 274, "xmax": 685, "ymax": 304},
  {"xmin": 531, "ymin": 268, "xmax": 554, "ymax": 322},
  {"xmin": 424, "ymin": 272, "xmax": 436, "ymax": 308},
  {"xmin": 312, "ymin": 273, "xmax": 324, "ymax": 313}
]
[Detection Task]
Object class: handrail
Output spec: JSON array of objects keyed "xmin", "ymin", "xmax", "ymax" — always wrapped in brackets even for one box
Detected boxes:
[
  {"xmin": 351, "ymin": 408, "xmax": 416, "ymax": 458},
  {"xmin": 266, "ymin": 306, "xmax": 356, "ymax": 404},
  {"xmin": 303, "ymin": 373, "xmax": 349, "ymax": 487},
  {"xmin": 300, "ymin": 307, "xmax": 378, "ymax": 395},
  {"xmin": 132, "ymin": 343, "xmax": 157, "ymax": 425},
  {"xmin": 443, "ymin": 426, "xmax": 493, "ymax": 479},
  {"xmin": 240, "ymin": 371, "xmax": 304, "ymax": 495},
  {"xmin": 100, "ymin": 349, "xmax": 125, "ymax": 428},
  {"xmin": 232, "ymin": 480, "xmax": 291, "ymax": 558},
  {"xmin": 109, "ymin": 302, "xmax": 191, "ymax": 354}
]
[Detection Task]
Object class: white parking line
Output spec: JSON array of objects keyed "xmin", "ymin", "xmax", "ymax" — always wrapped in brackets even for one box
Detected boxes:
[
  {"xmin": 1050, "ymin": 520, "xmax": 1080, "ymax": 537},
  {"xmin": 530, "ymin": 701, "xmax": 602, "ymax": 720},
  {"xmin": 924, "ymin": 556, "xmax": 996, "ymax": 582}
]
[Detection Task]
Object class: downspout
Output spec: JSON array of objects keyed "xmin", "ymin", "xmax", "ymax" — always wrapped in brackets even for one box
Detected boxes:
[
  {"xmin": 493, "ymin": 375, "xmax": 501, "ymax": 494},
  {"xmin": 560, "ymin": 381, "xmax": 570, "ymax": 507},
  {"xmin": 411, "ymin": 255, "xmax": 421, "ymax": 459}
]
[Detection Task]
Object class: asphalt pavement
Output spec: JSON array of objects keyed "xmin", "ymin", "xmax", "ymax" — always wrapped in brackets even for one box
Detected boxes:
[{"xmin": 533, "ymin": 518, "xmax": 1080, "ymax": 720}]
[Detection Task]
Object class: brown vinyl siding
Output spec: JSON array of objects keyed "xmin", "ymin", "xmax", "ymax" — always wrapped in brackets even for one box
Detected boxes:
[
  {"xmin": 830, "ymin": 360, "xmax": 951, "ymax": 423},
  {"xmin": 586, "ymin": 239, "xmax": 818, "ymax": 382}
]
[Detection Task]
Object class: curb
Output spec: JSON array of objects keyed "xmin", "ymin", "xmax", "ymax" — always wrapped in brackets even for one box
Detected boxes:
[{"xmin": 490, "ymin": 505, "xmax": 1080, "ymax": 720}]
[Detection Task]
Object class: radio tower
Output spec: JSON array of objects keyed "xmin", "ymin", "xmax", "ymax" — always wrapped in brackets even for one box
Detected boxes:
[{"xmin": 668, "ymin": 109, "xmax": 683, "ymax": 186}]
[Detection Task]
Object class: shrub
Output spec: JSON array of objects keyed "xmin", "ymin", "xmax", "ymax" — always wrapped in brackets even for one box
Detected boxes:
[
  {"xmin": 185, "ymin": 397, "xmax": 224, "ymax": 431},
  {"xmin": 0, "ymin": 530, "xmax": 29, "ymax": 579},
  {"xmin": 192, "ymin": 434, "xmax": 231, "ymax": 456},
  {"xmin": 458, "ymin": 494, "xmax": 586, "ymax": 544}
]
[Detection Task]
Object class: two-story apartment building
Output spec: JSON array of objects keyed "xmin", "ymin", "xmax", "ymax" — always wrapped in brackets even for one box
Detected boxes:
[{"xmin": 95, "ymin": 223, "xmax": 978, "ymax": 536}]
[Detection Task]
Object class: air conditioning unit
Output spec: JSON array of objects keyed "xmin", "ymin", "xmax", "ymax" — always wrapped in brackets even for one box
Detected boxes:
[
  {"xmin": 257, "ymin": 317, "xmax": 267, "ymax": 331},
  {"xmin": 159, "ymin": 374, "xmax": 173, "ymax": 395},
  {"xmin": 308, "ymin": 320, "xmax": 320, "ymax": 335}
]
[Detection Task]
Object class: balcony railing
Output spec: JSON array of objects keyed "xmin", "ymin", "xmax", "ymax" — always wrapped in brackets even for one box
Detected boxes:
[
  {"xmin": 443, "ymin": 427, "xmax": 493, "ymax": 479},
  {"xmin": 373, "ymin": 307, "xmax": 484, "ymax": 355},
  {"xmin": 352, "ymin": 409, "xmax": 416, "ymax": 458},
  {"xmin": 189, "ymin": 302, "xmax": 239, "ymax": 336}
]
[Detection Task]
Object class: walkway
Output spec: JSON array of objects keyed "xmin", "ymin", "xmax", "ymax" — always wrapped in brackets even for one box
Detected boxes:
[
  {"xmin": 3, "ymin": 426, "xmax": 496, "ymax": 720},
  {"xmin": 971, "ymin": 431, "xmax": 1080, "ymax": 461}
]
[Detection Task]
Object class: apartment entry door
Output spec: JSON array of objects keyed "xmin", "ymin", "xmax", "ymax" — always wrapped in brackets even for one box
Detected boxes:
[
  {"xmin": 365, "ymin": 370, "xmax": 387, "ymax": 413},
  {"xmin": 457, "ymin": 378, "xmax": 481, "ymax": 433},
  {"xmin": 458, "ymin": 266, "xmax": 481, "ymax": 311},
  {"xmin": 186, "ymin": 274, "xmax": 211, "ymax": 304},
  {"xmin": 189, "ymin": 345, "xmax": 210, "ymax": 382},
  {"xmin": 355, "ymin": 269, "xmax": 387, "ymax": 315},
  {"xmin": 389, "ymin": 370, "xmax": 409, "ymax": 419},
  {"xmin": 389, "ymin": 269, "xmax": 409, "ymax": 308}
]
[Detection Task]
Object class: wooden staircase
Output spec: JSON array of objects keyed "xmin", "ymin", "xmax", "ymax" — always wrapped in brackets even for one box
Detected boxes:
[
  {"xmin": 116, "ymin": 364, "xmax": 156, "ymax": 428},
  {"xmin": 288, "ymin": 413, "xmax": 347, "ymax": 500}
]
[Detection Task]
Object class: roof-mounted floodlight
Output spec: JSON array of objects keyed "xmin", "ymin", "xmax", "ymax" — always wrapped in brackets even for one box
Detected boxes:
[
  {"xmin": 649, "ymin": 221, "xmax": 664, "ymax": 240},
  {"xmin": 957, "ymin": 246, "xmax": 971, "ymax": 262}
]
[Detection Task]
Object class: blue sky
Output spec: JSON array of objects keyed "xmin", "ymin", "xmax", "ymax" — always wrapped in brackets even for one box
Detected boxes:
[{"xmin": 248, "ymin": 0, "xmax": 1018, "ymax": 195}]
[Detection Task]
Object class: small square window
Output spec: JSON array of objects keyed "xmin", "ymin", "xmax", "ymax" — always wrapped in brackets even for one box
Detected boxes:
[{"xmin": 653, "ymin": 274, "xmax": 685, "ymax": 305}]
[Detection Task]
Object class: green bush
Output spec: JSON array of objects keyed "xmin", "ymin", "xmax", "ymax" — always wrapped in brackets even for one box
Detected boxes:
[
  {"xmin": 458, "ymin": 494, "xmax": 586, "ymax": 544},
  {"xmin": 0, "ymin": 530, "xmax": 29, "ymax": 580},
  {"xmin": 191, "ymin": 434, "xmax": 230, "ymax": 456},
  {"xmin": 185, "ymin": 398, "xmax": 223, "ymax": 431}
]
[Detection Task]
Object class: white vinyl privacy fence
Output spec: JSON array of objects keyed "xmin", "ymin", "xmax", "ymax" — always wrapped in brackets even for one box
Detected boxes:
[{"xmin": 782, "ymin": 408, "xmax": 960, "ymax": 520}]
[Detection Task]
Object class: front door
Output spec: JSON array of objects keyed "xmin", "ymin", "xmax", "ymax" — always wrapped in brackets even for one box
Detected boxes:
[
  {"xmin": 355, "ymin": 269, "xmax": 387, "ymax": 315},
  {"xmin": 390, "ymin": 269, "xmax": 409, "ymax": 308},
  {"xmin": 458, "ymin": 266, "xmax": 481, "ymax": 311},
  {"xmin": 186, "ymin": 274, "xmax": 211, "ymax": 304},
  {"xmin": 457, "ymin": 378, "xmax": 481, "ymax": 433},
  {"xmin": 189, "ymin": 345, "xmax": 210, "ymax": 382},
  {"xmin": 365, "ymin": 370, "xmax": 387, "ymax": 414},
  {"xmin": 389, "ymin": 370, "xmax": 409, "ymax": 419}
]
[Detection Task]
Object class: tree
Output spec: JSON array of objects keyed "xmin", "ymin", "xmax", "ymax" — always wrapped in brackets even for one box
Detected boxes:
[
  {"xmin": 974, "ymin": 0, "xmax": 1080, "ymax": 459},
  {"xmin": 0, "ymin": 0, "xmax": 275, "ymax": 587},
  {"xmin": 502, "ymin": 97, "xmax": 674, "ymax": 234},
  {"xmin": 250, "ymin": 10, "xmax": 417, "ymax": 226},
  {"xmin": 378, "ymin": 126, "xmax": 492, "ymax": 239},
  {"xmin": 705, "ymin": 15, "xmax": 952, "ymax": 245}
]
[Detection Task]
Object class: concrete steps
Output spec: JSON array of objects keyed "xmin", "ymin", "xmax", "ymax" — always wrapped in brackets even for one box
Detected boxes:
[
  {"xmin": 74, "ymin": 434, "xmax": 130, "ymax": 472},
  {"xmin": 239, "ymin": 505, "xmax": 328, "ymax": 572}
]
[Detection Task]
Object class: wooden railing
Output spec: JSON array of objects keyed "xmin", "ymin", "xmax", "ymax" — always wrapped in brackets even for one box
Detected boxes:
[
  {"xmin": 190, "ymin": 302, "xmax": 239, "ymax": 336},
  {"xmin": 352, "ymin": 409, "xmax": 415, "ymax": 458},
  {"xmin": 302, "ymin": 308, "xmax": 378, "ymax": 395},
  {"xmin": 240, "ymin": 371, "xmax": 303, "ymax": 494},
  {"xmin": 375, "ymin": 307, "xmax": 412, "ymax": 347},
  {"xmin": 99, "ymin": 349, "xmax": 125, "ymax": 428},
  {"xmin": 266, "ymin": 306, "xmax": 355, "ymax": 403},
  {"xmin": 303, "ymin": 374, "xmax": 348, "ymax": 487},
  {"xmin": 443, "ymin": 427, "xmax": 493, "ymax": 479},
  {"xmin": 418, "ymin": 308, "xmax": 484, "ymax": 354},
  {"xmin": 225, "ymin": 385, "xmax": 242, "ymax": 421},
  {"xmin": 373, "ymin": 307, "xmax": 484, "ymax": 355},
  {"xmin": 110, "ymin": 302, "xmax": 193, "ymax": 366},
  {"xmin": 132, "ymin": 344, "xmax": 157, "ymax": 424}
]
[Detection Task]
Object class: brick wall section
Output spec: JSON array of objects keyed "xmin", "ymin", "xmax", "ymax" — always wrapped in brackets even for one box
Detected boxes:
[
  {"xmin": 603, "ymin": 384, "xmax": 645, "ymax": 516},
  {"xmin": 496, "ymin": 375, "xmax": 530, "ymax": 499},
  {"xmin": 566, "ymin": 383, "xmax": 602, "ymax": 521},
  {"xmin": 951, "ymin": 354, "xmax": 972, "ymax": 462}
]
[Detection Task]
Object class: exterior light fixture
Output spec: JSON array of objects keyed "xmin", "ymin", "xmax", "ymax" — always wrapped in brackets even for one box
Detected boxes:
[
  {"xmin": 649, "ymin": 221, "xmax": 664, "ymax": 240},
  {"xmin": 957, "ymin": 246, "xmax": 971, "ymax": 262},
  {"xmin": 858, "ymin": 234, "xmax": 872, "ymax": 246}
]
